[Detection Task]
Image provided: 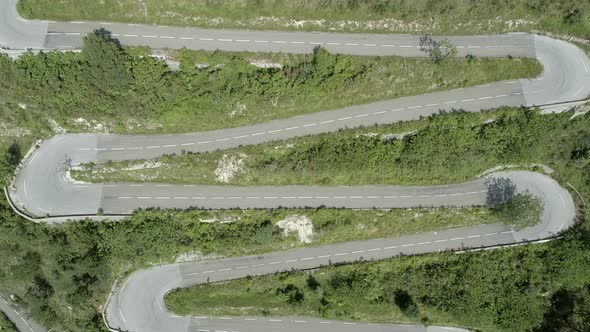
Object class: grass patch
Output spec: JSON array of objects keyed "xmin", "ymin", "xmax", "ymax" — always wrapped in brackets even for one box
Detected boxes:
[
  {"xmin": 17, "ymin": 0, "xmax": 590, "ymax": 39},
  {"xmin": 74, "ymin": 108, "xmax": 587, "ymax": 188},
  {"xmin": 0, "ymin": 35, "xmax": 541, "ymax": 134}
]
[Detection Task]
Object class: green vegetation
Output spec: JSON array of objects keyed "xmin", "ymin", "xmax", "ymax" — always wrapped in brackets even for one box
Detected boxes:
[
  {"xmin": 17, "ymin": 0, "xmax": 590, "ymax": 38},
  {"xmin": 492, "ymin": 192, "xmax": 543, "ymax": 230},
  {"xmin": 0, "ymin": 98, "xmax": 52, "ymax": 184},
  {"xmin": 0, "ymin": 311, "xmax": 17, "ymax": 332},
  {"xmin": 81, "ymin": 29, "xmax": 133, "ymax": 94},
  {"xmin": 0, "ymin": 31, "xmax": 540, "ymax": 134},
  {"xmin": 165, "ymin": 230, "xmax": 590, "ymax": 331},
  {"xmin": 0, "ymin": 205, "xmax": 500, "ymax": 330},
  {"xmin": 73, "ymin": 108, "xmax": 586, "ymax": 188},
  {"xmin": 419, "ymin": 35, "xmax": 457, "ymax": 64},
  {"xmin": 1, "ymin": 107, "xmax": 588, "ymax": 331},
  {"xmin": 484, "ymin": 177, "xmax": 544, "ymax": 230},
  {"xmin": 98, "ymin": 207, "xmax": 502, "ymax": 258},
  {"xmin": 0, "ymin": 7, "xmax": 585, "ymax": 331}
]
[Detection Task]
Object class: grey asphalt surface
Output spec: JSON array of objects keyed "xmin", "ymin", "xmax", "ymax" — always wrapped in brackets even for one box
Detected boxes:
[
  {"xmin": 6, "ymin": 28, "xmax": 590, "ymax": 218},
  {"xmin": 103, "ymin": 170, "xmax": 575, "ymax": 332},
  {"xmin": 0, "ymin": 294, "xmax": 45, "ymax": 332},
  {"xmin": 0, "ymin": 0, "xmax": 585, "ymax": 331}
]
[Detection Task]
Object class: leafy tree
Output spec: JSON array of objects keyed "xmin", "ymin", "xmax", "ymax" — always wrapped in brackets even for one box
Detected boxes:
[
  {"xmin": 485, "ymin": 177, "xmax": 517, "ymax": 206},
  {"xmin": 311, "ymin": 47, "xmax": 337, "ymax": 81},
  {"xmin": 81, "ymin": 29, "xmax": 131, "ymax": 94},
  {"xmin": 4, "ymin": 142, "xmax": 21, "ymax": 168},
  {"xmin": 492, "ymin": 192, "xmax": 543, "ymax": 230},
  {"xmin": 277, "ymin": 283, "xmax": 305, "ymax": 305},
  {"xmin": 419, "ymin": 35, "xmax": 457, "ymax": 64},
  {"xmin": 306, "ymin": 273, "xmax": 320, "ymax": 291},
  {"xmin": 392, "ymin": 289, "xmax": 419, "ymax": 317},
  {"xmin": 534, "ymin": 286, "xmax": 590, "ymax": 332},
  {"xmin": 130, "ymin": 56, "xmax": 169, "ymax": 106},
  {"xmin": 564, "ymin": 7, "xmax": 582, "ymax": 24}
]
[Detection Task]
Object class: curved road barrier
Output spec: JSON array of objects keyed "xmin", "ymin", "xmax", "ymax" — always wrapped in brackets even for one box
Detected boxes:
[{"xmin": 0, "ymin": 0, "xmax": 586, "ymax": 331}]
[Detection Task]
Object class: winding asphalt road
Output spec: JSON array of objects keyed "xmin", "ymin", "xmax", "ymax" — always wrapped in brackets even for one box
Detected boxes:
[
  {"xmin": 103, "ymin": 170, "xmax": 575, "ymax": 332},
  {"xmin": 0, "ymin": 0, "xmax": 586, "ymax": 331}
]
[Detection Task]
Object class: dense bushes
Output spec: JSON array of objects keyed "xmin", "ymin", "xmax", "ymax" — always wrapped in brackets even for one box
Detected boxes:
[
  {"xmin": 247, "ymin": 108, "xmax": 590, "ymax": 186},
  {"xmin": 0, "ymin": 30, "xmax": 370, "ymax": 132},
  {"xmin": 0, "ymin": 207, "xmax": 282, "ymax": 330}
]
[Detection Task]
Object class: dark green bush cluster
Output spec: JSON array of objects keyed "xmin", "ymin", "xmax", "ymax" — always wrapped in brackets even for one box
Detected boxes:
[
  {"xmin": 0, "ymin": 30, "xmax": 367, "ymax": 128},
  {"xmin": 247, "ymin": 108, "xmax": 589, "ymax": 186}
]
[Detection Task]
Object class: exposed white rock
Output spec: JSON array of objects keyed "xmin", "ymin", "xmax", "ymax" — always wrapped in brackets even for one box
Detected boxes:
[
  {"xmin": 121, "ymin": 160, "xmax": 162, "ymax": 171},
  {"xmin": 64, "ymin": 169, "xmax": 89, "ymax": 184},
  {"xmin": 48, "ymin": 119, "xmax": 66, "ymax": 134},
  {"xmin": 248, "ymin": 60, "xmax": 283, "ymax": 68},
  {"xmin": 277, "ymin": 215, "xmax": 314, "ymax": 244},
  {"xmin": 230, "ymin": 102, "xmax": 247, "ymax": 118},
  {"xmin": 215, "ymin": 153, "xmax": 246, "ymax": 183},
  {"xmin": 0, "ymin": 123, "xmax": 31, "ymax": 137}
]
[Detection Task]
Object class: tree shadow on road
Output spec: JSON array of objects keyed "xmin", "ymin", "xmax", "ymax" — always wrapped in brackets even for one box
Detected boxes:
[{"xmin": 485, "ymin": 177, "xmax": 517, "ymax": 206}]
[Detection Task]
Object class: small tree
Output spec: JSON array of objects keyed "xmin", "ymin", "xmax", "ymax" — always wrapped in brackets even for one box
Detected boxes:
[
  {"xmin": 5, "ymin": 141, "xmax": 21, "ymax": 168},
  {"xmin": 276, "ymin": 283, "xmax": 305, "ymax": 305},
  {"xmin": 311, "ymin": 47, "xmax": 337, "ymax": 80},
  {"xmin": 81, "ymin": 28, "xmax": 132, "ymax": 93},
  {"xmin": 306, "ymin": 273, "xmax": 321, "ymax": 291},
  {"xmin": 485, "ymin": 177, "xmax": 517, "ymax": 206},
  {"xmin": 419, "ymin": 34, "xmax": 457, "ymax": 64},
  {"xmin": 564, "ymin": 7, "xmax": 582, "ymax": 25},
  {"xmin": 393, "ymin": 289, "xmax": 419, "ymax": 317},
  {"xmin": 493, "ymin": 192, "xmax": 543, "ymax": 231}
]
